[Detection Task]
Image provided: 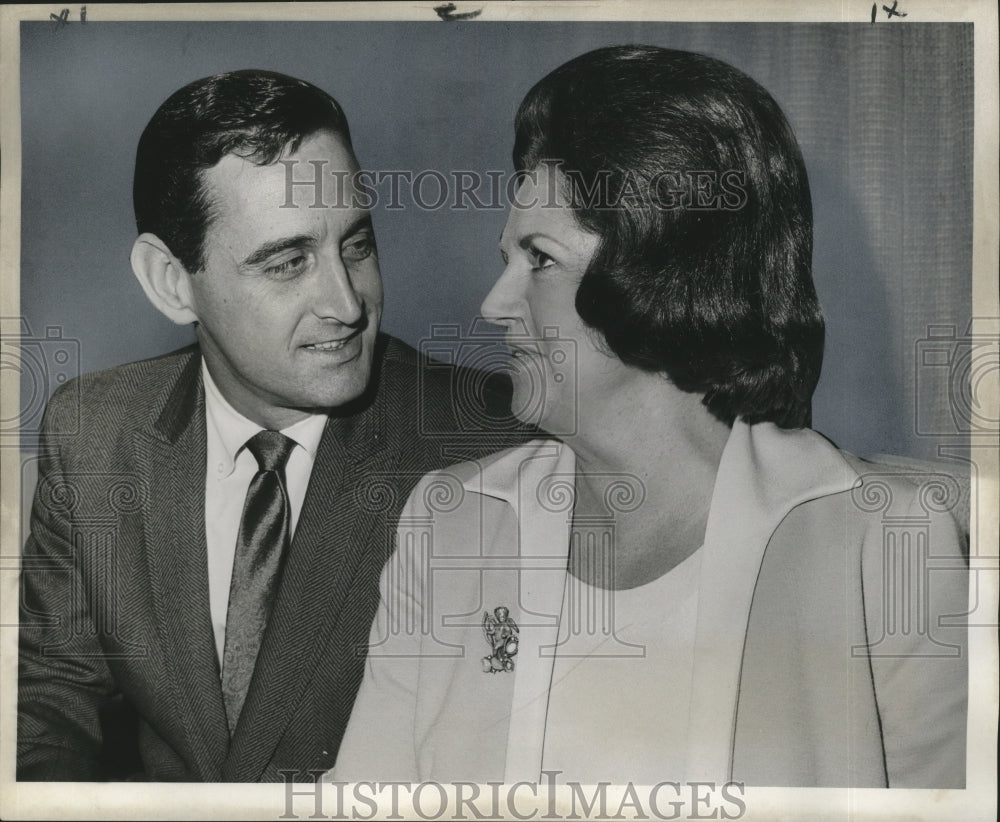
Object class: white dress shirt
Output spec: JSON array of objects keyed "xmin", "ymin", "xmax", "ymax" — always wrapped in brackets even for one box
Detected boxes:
[{"xmin": 202, "ymin": 362, "xmax": 328, "ymax": 666}]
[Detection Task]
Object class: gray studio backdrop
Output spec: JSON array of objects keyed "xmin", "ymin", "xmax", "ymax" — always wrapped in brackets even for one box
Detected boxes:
[{"xmin": 19, "ymin": 21, "xmax": 973, "ymax": 461}]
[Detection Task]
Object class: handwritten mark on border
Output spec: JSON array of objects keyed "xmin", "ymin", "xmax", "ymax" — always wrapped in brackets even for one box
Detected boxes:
[
  {"xmin": 872, "ymin": 0, "xmax": 908, "ymax": 22},
  {"xmin": 49, "ymin": 6, "xmax": 86, "ymax": 30},
  {"xmin": 434, "ymin": 2, "xmax": 483, "ymax": 22}
]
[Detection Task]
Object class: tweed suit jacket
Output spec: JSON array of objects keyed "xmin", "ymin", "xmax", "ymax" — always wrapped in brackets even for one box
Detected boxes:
[{"xmin": 17, "ymin": 333, "xmax": 526, "ymax": 782}]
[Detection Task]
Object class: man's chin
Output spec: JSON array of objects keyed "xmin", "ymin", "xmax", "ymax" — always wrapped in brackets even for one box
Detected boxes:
[
  {"xmin": 278, "ymin": 344, "xmax": 378, "ymax": 414},
  {"xmin": 304, "ymin": 372, "xmax": 374, "ymax": 412}
]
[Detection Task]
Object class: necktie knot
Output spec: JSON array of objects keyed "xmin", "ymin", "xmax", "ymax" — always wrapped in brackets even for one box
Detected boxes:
[{"xmin": 245, "ymin": 430, "xmax": 296, "ymax": 473}]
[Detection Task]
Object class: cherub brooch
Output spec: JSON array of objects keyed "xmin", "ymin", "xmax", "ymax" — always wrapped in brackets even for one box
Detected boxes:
[{"xmin": 482, "ymin": 606, "xmax": 519, "ymax": 673}]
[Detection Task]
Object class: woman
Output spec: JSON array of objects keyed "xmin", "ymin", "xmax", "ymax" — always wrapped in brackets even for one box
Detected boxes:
[{"xmin": 334, "ymin": 46, "xmax": 967, "ymax": 788}]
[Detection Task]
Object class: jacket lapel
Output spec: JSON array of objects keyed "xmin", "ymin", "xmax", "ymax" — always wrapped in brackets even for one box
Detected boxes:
[
  {"xmin": 222, "ymin": 391, "xmax": 389, "ymax": 780},
  {"xmin": 135, "ymin": 350, "xmax": 230, "ymax": 778},
  {"xmin": 684, "ymin": 421, "xmax": 858, "ymax": 781},
  {"xmin": 459, "ymin": 440, "xmax": 575, "ymax": 783}
]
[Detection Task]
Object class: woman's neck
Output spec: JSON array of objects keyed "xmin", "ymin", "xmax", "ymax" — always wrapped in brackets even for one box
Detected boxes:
[{"xmin": 564, "ymin": 380, "xmax": 732, "ymax": 589}]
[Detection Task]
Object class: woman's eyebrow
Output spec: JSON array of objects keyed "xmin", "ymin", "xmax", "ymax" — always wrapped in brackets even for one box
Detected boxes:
[
  {"xmin": 341, "ymin": 213, "xmax": 375, "ymax": 240},
  {"xmin": 518, "ymin": 231, "xmax": 569, "ymax": 252}
]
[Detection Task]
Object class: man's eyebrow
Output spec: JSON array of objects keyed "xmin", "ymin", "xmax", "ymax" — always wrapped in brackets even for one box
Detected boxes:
[
  {"xmin": 241, "ymin": 234, "xmax": 316, "ymax": 268},
  {"xmin": 240, "ymin": 215, "xmax": 375, "ymax": 268}
]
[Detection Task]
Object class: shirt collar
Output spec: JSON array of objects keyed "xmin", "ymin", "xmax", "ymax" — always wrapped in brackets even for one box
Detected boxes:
[
  {"xmin": 704, "ymin": 418, "xmax": 859, "ymax": 545},
  {"xmin": 466, "ymin": 420, "xmax": 859, "ymax": 530},
  {"xmin": 457, "ymin": 438, "xmax": 569, "ymax": 505},
  {"xmin": 202, "ymin": 360, "xmax": 328, "ymax": 477}
]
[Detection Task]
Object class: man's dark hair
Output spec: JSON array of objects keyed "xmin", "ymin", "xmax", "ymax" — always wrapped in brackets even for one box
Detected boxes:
[
  {"xmin": 133, "ymin": 69, "xmax": 351, "ymax": 274},
  {"xmin": 514, "ymin": 45, "xmax": 824, "ymax": 429}
]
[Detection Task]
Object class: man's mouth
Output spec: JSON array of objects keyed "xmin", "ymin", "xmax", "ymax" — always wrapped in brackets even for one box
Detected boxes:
[
  {"xmin": 302, "ymin": 331, "xmax": 361, "ymax": 352},
  {"xmin": 304, "ymin": 338, "xmax": 351, "ymax": 351}
]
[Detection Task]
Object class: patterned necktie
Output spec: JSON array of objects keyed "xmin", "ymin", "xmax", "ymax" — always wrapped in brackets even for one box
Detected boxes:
[{"xmin": 221, "ymin": 430, "xmax": 296, "ymax": 735}]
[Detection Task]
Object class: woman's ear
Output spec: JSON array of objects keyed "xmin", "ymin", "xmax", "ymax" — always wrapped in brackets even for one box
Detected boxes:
[{"xmin": 130, "ymin": 233, "xmax": 199, "ymax": 325}]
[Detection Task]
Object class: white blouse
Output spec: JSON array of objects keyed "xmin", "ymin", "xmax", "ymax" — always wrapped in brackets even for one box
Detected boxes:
[{"xmin": 541, "ymin": 547, "xmax": 703, "ymax": 783}]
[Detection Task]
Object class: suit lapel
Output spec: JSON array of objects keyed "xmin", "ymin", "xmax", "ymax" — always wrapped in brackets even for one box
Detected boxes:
[
  {"xmin": 222, "ymin": 389, "xmax": 390, "ymax": 780},
  {"xmin": 135, "ymin": 351, "xmax": 230, "ymax": 778}
]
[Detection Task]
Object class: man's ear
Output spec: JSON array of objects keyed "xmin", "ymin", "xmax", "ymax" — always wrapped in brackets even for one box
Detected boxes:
[{"xmin": 130, "ymin": 233, "xmax": 199, "ymax": 325}]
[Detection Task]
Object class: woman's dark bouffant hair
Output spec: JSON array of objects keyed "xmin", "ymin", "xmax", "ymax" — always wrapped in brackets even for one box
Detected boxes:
[{"xmin": 514, "ymin": 45, "xmax": 824, "ymax": 428}]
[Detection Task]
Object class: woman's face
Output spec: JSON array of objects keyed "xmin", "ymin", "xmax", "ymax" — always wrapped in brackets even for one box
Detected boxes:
[{"xmin": 481, "ymin": 165, "xmax": 636, "ymax": 436}]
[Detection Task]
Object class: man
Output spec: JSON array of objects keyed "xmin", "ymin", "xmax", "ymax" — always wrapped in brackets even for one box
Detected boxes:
[{"xmin": 17, "ymin": 70, "xmax": 523, "ymax": 781}]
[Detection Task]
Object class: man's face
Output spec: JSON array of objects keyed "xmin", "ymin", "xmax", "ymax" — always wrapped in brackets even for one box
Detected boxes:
[{"xmin": 186, "ymin": 130, "xmax": 383, "ymax": 429}]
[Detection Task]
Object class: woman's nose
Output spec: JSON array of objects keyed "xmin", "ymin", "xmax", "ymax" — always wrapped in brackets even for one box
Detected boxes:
[{"xmin": 480, "ymin": 264, "xmax": 522, "ymax": 326}]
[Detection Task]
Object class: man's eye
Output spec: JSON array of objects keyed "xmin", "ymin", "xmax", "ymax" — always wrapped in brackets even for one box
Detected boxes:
[
  {"xmin": 264, "ymin": 254, "xmax": 307, "ymax": 278},
  {"xmin": 342, "ymin": 234, "xmax": 377, "ymax": 263}
]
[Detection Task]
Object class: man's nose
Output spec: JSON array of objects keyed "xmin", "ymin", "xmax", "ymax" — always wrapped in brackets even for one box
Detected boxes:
[{"xmin": 313, "ymin": 255, "xmax": 365, "ymax": 326}]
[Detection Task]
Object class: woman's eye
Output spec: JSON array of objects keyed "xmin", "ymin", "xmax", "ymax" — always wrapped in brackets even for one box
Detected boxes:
[
  {"xmin": 264, "ymin": 254, "xmax": 307, "ymax": 278},
  {"xmin": 530, "ymin": 249, "xmax": 556, "ymax": 271},
  {"xmin": 342, "ymin": 234, "xmax": 377, "ymax": 263}
]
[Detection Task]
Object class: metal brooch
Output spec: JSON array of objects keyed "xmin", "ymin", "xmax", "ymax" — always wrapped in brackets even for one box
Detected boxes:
[{"xmin": 482, "ymin": 606, "xmax": 519, "ymax": 673}]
